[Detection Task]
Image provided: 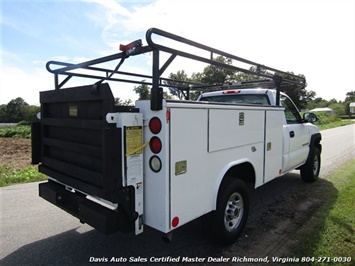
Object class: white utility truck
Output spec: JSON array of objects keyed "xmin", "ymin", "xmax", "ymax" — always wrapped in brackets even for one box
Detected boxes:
[{"xmin": 32, "ymin": 28, "xmax": 321, "ymax": 244}]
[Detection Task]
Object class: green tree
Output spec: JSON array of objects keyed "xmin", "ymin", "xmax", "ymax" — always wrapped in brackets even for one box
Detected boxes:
[
  {"xmin": 345, "ymin": 91, "xmax": 355, "ymax": 102},
  {"xmin": 166, "ymin": 56, "xmax": 238, "ymax": 101},
  {"xmin": 115, "ymin": 97, "xmax": 133, "ymax": 106},
  {"xmin": 21, "ymin": 105, "xmax": 41, "ymax": 124},
  {"xmin": 5, "ymin": 97, "xmax": 29, "ymax": 123},
  {"xmin": 307, "ymin": 97, "xmax": 330, "ymax": 110},
  {"xmin": 133, "ymin": 83, "xmax": 172, "ymax": 101},
  {"xmin": 0, "ymin": 105, "xmax": 8, "ymax": 123},
  {"xmin": 200, "ymin": 56, "xmax": 237, "ymax": 85},
  {"xmin": 328, "ymin": 102, "xmax": 346, "ymax": 116},
  {"xmin": 0, "ymin": 100, "xmax": 41, "ymax": 124},
  {"xmin": 273, "ymin": 72, "xmax": 308, "ymax": 109},
  {"xmin": 133, "ymin": 83, "xmax": 151, "ymax": 100},
  {"xmin": 165, "ymin": 57, "xmax": 311, "ymax": 107},
  {"xmin": 165, "ymin": 70, "xmax": 191, "ymax": 100}
]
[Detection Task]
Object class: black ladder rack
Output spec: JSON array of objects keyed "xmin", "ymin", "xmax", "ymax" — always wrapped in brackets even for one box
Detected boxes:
[{"xmin": 46, "ymin": 28, "xmax": 306, "ymax": 110}]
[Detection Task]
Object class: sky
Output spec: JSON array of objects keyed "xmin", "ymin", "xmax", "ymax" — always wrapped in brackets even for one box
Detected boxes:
[{"xmin": 1, "ymin": 0, "xmax": 355, "ymax": 105}]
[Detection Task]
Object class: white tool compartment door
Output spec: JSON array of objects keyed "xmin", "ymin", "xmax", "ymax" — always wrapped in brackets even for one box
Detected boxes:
[
  {"xmin": 264, "ymin": 110, "xmax": 284, "ymax": 183},
  {"xmin": 208, "ymin": 109, "xmax": 265, "ymax": 152},
  {"xmin": 169, "ymin": 108, "xmax": 209, "ymax": 229}
]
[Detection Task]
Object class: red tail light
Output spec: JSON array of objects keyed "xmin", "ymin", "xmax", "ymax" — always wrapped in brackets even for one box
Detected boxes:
[
  {"xmin": 150, "ymin": 137, "xmax": 162, "ymax": 154},
  {"xmin": 149, "ymin": 117, "xmax": 162, "ymax": 134},
  {"xmin": 172, "ymin": 216, "xmax": 179, "ymax": 227}
]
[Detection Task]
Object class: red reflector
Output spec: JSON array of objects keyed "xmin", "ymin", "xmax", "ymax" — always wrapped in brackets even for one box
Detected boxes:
[
  {"xmin": 166, "ymin": 109, "xmax": 171, "ymax": 122},
  {"xmin": 150, "ymin": 137, "xmax": 162, "ymax": 154},
  {"xmin": 149, "ymin": 117, "xmax": 162, "ymax": 134},
  {"xmin": 172, "ymin": 216, "xmax": 179, "ymax": 227}
]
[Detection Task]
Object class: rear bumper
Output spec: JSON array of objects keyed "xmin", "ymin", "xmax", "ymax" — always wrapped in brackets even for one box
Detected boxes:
[{"xmin": 39, "ymin": 181, "xmax": 131, "ymax": 234}]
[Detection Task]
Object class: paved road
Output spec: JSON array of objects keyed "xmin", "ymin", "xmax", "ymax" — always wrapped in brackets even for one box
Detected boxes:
[
  {"xmin": 1, "ymin": 124, "xmax": 354, "ymax": 265},
  {"xmin": 319, "ymin": 124, "xmax": 355, "ymax": 177}
]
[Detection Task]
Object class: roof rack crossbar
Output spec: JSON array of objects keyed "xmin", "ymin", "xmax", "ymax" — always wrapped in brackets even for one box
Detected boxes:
[{"xmin": 45, "ymin": 28, "xmax": 306, "ymax": 110}]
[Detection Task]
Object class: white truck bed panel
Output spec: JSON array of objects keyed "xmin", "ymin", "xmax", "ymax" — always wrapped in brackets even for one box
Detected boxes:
[
  {"xmin": 169, "ymin": 106, "xmax": 266, "ymax": 229},
  {"xmin": 138, "ymin": 100, "xmax": 286, "ymax": 232}
]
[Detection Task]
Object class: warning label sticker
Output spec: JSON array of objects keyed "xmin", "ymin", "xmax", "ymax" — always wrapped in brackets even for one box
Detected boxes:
[{"xmin": 126, "ymin": 126, "xmax": 143, "ymax": 156}]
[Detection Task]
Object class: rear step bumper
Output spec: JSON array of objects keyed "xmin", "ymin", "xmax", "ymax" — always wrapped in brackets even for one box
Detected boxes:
[{"xmin": 39, "ymin": 181, "xmax": 127, "ymax": 234}]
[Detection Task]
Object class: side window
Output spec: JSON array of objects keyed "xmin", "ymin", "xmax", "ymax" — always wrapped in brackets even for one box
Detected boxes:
[{"xmin": 280, "ymin": 95, "xmax": 302, "ymax": 124}]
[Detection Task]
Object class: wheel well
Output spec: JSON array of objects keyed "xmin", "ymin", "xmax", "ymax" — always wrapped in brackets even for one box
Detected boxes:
[
  {"xmin": 311, "ymin": 133, "xmax": 322, "ymax": 153},
  {"xmin": 224, "ymin": 162, "xmax": 256, "ymax": 185},
  {"xmin": 315, "ymin": 138, "xmax": 322, "ymax": 152}
]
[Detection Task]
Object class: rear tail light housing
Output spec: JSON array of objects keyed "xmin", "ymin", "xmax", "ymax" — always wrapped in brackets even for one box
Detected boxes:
[
  {"xmin": 149, "ymin": 156, "xmax": 162, "ymax": 172},
  {"xmin": 150, "ymin": 136, "xmax": 162, "ymax": 154},
  {"xmin": 149, "ymin": 117, "xmax": 162, "ymax": 134},
  {"xmin": 148, "ymin": 117, "xmax": 163, "ymax": 173}
]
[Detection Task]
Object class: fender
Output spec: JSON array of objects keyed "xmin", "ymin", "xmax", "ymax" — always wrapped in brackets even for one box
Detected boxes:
[
  {"xmin": 211, "ymin": 159, "xmax": 256, "ymax": 210},
  {"xmin": 308, "ymin": 133, "xmax": 322, "ymax": 156}
]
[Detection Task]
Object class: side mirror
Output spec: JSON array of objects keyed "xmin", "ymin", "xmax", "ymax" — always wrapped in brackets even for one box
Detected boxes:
[{"xmin": 303, "ymin": 112, "xmax": 317, "ymax": 123}]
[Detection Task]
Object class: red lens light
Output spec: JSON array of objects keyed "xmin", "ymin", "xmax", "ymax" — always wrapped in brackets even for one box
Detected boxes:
[
  {"xmin": 172, "ymin": 216, "xmax": 179, "ymax": 227},
  {"xmin": 149, "ymin": 117, "xmax": 162, "ymax": 134},
  {"xmin": 150, "ymin": 137, "xmax": 162, "ymax": 154},
  {"xmin": 223, "ymin": 89, "xmax": 241, "ymax": 94}
]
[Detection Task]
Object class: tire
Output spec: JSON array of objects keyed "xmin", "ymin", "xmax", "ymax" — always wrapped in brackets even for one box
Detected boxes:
[
  {"xmin": 300, "ymin": 146, "xmax": 321, "ymax": 182},
  {"xmin": 211, "ymin": 177, "xmax": 250, "ymax": 245}
]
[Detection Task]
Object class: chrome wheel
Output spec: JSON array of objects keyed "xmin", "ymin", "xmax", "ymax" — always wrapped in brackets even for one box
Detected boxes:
[{"xmin": 224, "ymin": 192, "xmax": 244, "ymax": 232}]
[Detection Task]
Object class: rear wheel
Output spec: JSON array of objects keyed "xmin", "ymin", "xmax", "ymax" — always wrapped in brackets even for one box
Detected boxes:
[
  {"xmin": 300, "ymin": 146, "xmax": 321, "ymax": 182},
  {"xmin": 210, "ymin": 177, "xmax": 249, "ymax": 245}
]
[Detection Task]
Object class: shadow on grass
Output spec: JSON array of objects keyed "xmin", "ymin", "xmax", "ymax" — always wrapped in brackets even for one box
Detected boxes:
[{"xmin": 280, "ymin": 176, "xmax": 339, "ymax": 256}]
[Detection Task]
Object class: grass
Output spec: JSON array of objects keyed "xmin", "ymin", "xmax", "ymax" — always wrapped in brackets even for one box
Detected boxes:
[
  {"xmin": 317, "ymin": 120, "xmax": 354, "ymax": 130},
  {"xmin": 287, "ymin": 159, "xmax": 355, "ymax": 265},
  {"xmin": 314, "ymin": 113, "xmax": 355, "ymax": 130},
  {"xmin": 0, "ymin": 125, "xmax": 31, "ymax": 138},
  {"xmin": 0, "ymin": 164, "xmax": 47, "ymax": 187}
]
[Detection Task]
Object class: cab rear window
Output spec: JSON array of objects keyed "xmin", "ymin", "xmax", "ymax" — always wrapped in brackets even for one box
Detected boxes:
[{"xmin": 199, "ymin": 94, "xmax": 270, "ymax": 105}]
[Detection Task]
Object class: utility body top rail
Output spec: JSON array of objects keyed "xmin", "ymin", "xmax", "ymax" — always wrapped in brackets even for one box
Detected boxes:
[{"xmin": 46, "ymin": 28, "xmax": 306, "ymax": 110}]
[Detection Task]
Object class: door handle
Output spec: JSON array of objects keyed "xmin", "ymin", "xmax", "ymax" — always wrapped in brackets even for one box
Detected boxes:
[{"xmin": 290, "ymin": 131, "xmax": 295, "ymax": 138}]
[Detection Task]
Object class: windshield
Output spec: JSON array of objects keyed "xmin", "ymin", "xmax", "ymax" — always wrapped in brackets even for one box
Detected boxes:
[{"xmin": 199, "ymin": 94, "xmax": 270, "ymax": 105}]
